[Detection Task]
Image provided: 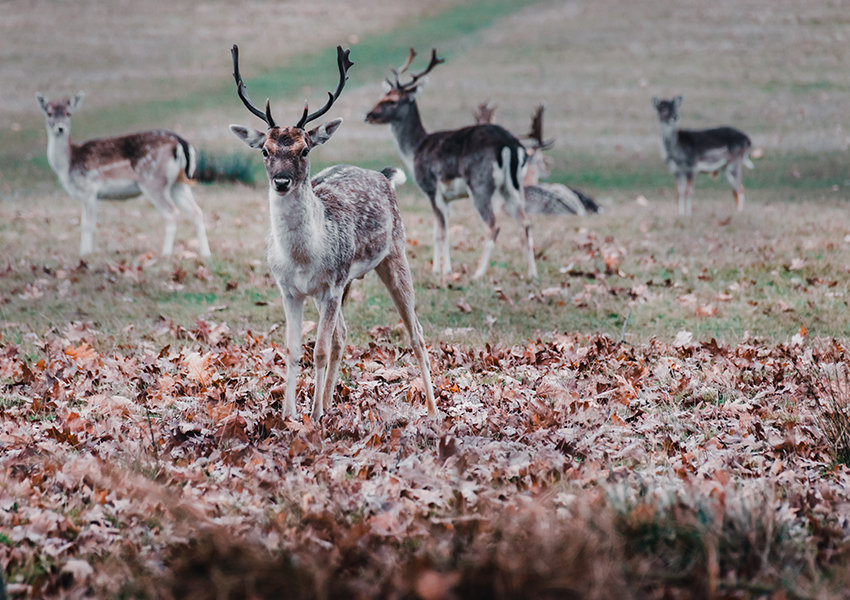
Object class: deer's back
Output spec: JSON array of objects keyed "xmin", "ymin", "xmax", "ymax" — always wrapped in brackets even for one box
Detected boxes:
[
  {"xmin": 677, "ymin": 127, "xmax": 751, "ymax": 155},
  {"xmin": 413, "ymin": 124, "xmax": 522, "ymax": 186},
  {"xmin": 71, "ymin": 130, "xmax": 185, "ymax": 175},
  {"xmin": 312, "ymin": 165, "xmax": 403, "ymax": 272}
]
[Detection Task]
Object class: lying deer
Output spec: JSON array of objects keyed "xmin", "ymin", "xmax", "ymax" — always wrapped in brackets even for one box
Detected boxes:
[
  {"xmin": 652, "ymin": 95, "xmax": 754, "ymax": 216},
  {"xmin": 36, "ymin": 92, "xmax": 210, "ymax": 257},
  {"xmin": 366, "ymin": 48, "xmax": 536, "ymax": 281},
  {"xmin": 229, "ymin": 45, "xmax": 437, "ymax": 420},
  {"xmin": 473, "ymin": 102, "xmax": 602, "ymax": 216}
]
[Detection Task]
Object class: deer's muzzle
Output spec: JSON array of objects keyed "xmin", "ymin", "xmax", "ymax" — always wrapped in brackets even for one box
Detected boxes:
[{"xmin": 273, "ymin": 175, "xmax": 293, "ymax": 193}]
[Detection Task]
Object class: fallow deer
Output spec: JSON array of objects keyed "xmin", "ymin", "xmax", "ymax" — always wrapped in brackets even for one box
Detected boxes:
[
  {"xmin": 474, "ymin": 102, "xmax": 602, "ymax": 216},
  {"xmin": 229, "ymin": 45, "xmax": 437, "ymax": 421},
  {"xmin": 35, "ymin": 92, "xmax": 210, "ymax": 257},
  {"xmin": 366, "ymin": 48, "xmax": 536, "ymax": 281},
  {"xmin": 652, "ymin": 95, "xmax": 754, "ymax": 216}
]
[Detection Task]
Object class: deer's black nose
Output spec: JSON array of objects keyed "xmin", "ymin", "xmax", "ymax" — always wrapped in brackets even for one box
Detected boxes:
[{"xmin": 273, "ymin": 176, "xmax": 292, "ymax": 193}]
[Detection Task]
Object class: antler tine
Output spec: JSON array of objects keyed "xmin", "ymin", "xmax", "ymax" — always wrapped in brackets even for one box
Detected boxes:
[
  {"xmin": 473, "ymin": 100, "xmax": 497, "ymax": 125},
  {"xmin": 388, "ymin": 47, "xmax": 417, "ymax": 89},
  {"xmin": 401, "ymin": 48, "xmax": 445, "ymax": 91},
  {"xmin": 231, "ymin": 44, "xmax": 276, "ymax": 128},
  {"xmin": 397, "ymin": 47, "xmax": 417, "ymax": 74},
  {"xmin": 296, "ymin": 45, "xmax": 354, "ymax": 129},
  {"xmin": 527, "ymin": 103, "xmax": 554, "ymax": 149}
]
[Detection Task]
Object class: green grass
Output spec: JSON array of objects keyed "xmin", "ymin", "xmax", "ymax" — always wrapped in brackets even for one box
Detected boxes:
[{"xmin": 551, "ymin": 151, "xmax": 850, "ymax": 191}]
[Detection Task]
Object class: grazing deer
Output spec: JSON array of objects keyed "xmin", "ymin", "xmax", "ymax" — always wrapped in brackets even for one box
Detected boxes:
[
  {"xmin": 366, "ymin": 48, "xmax": 536, "ymax": 280},
  {"xmin": 652, "ymin": 95, "xmax": 754, "ymax": 216},
  {"xmin": 229, "ymin": 45, "xmax": 437, "ymax": 421},
  {"xmin": 474, "ymin": 102, "xmax": 602, "ymax": 216},
  {"xmin": 35, "ymin": 92, "xmax": 210, "ymax": 257}
]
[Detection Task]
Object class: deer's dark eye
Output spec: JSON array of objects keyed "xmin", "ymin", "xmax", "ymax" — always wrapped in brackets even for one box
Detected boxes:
[
  {"xmin": 301, "ymin": 147, "xmax": 310, "ymax": 158},
  {"xmin": 261, "ymin": 148, "xmax": 269, "ymax": 158}
]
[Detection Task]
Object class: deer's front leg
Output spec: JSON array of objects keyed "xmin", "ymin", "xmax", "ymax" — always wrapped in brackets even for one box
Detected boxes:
[
  {"xmin": 282, "ymin": 293, "xmax": 305, "ymax": 419},
  {"xmin": 430, "ymin": 191, "xmax": 451, "ymax": 277},
  {"xmin": 79, "ymin": 196, "xmax": 98, "ymax": 255},
  {"xmin": 684, "ymin": 173, "xmax": 695, "ymax": 216},
  {"xmin": 675, "ymin": 173, "xmax": 688, "ymax": 216},
  {"xmin": 312, "ymin": 294, "xmax": 342, "ymax": 421}
]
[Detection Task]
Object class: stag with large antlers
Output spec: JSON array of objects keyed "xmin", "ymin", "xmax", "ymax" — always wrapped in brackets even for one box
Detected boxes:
[
  {"xmin": 229, "ymin": 45, "xmax": 437, "ymax": 421},
  {"xmin": 366, "ymin": 48, "xmax": 537, "ymax": 281},
  {"xmin": 36, "ymin": 92, "xmax": 210, "ymax": 257},
  {"xmin": 473, "ymin": 103, "xmax": 602, "ymax": 216}
]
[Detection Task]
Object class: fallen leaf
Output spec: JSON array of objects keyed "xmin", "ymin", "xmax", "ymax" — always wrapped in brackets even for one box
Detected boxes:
[
  {"xmin": 301, "ymin": 320, "xmax": 317, "ymax": 336},
  {"xmin": 185, "ymin": 351, "xmax": 213, "ymax": 386},
  {"xmin": 695, "ymin": 304, "xmax": 718, "ymax": 317},
  {"xmin": 494, "ymin": 287, "xmax": 514, "ymax": 305}
]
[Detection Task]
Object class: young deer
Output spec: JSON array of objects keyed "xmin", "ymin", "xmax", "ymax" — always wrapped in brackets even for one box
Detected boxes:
[
  {"xmin": 652, "ymin": 95, "xmax": 754, "ymax": 216},
  {"xmin": 474, "ymin": 103, "xmax": 602, "ymax": 216},
  {"xmin": 36, "ymin": 92, "xmax": 210, "ymax": 257},
  {"xmin": 366, "ymin": 48, "xmax": 536, "ymax": 281},
  {"xmin": 229, "ymin": 45, "xmax": 437, "ymax": 421}
]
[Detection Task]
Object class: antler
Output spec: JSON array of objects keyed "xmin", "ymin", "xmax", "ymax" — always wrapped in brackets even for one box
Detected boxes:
[
  {"xmin": 231, "ymin": 45, "xmax": 277, "ymax": 128},
  {"xmin": 473, "ymin": 100, "xmax": 497, "ymax": 125},
  {"xmin": 395, "ymin": 48, "xmax": 445, "ymax": 92},
  {"xmin": 295, "ymin": 45, "xmax": 354, "ymax": 129},
  {"xmin": 389, "ymin": 47, "xmax": 417, "ymax": 87},
  {"xmin": 527, "ymin": 103, "xmax": 554, "ymax": 150}
]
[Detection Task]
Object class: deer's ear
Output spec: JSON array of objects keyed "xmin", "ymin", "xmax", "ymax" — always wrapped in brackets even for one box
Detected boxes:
[
  {"xmin": 651, "ymin": 96, "xmax": 660, "ymax": 110},
  {"xmin": 69, "ymin": 91, "xmax": 85, "ymax": 114},
  {"xmin": 230, "ymin": 125, "xmax": 267, "ymax": 149},
  {"xmin": 307, "ymin": 118, "xmax": 343, "ymax": 147},
  {"xmin": 673, "ymin": 95, "xmax": 684, "ymax": 108},
  {"xmin": 35, "ymin": 93, "xmax": 49, "ymax": 116},
  {"xmin": 407, "ymin": 78, "xmax": 428, "ymax": 98}
]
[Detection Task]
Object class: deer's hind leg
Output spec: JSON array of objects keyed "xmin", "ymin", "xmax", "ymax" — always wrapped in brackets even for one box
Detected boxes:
[
  {"xmin": 171, "ymin": 182, "xmax": 211, "ymax": 256},
  {"xmin": 724, "ymin": 160, "xmax": 745, "ymax": 212},
  {"xmin": 138, "ymin": 178, "xmax": 179, "ymax": 255},
  {"xmin": 499, "ymin": 183, "xmax": 537, "ymax": 280},
  {"xmin": 375, "ymin": 250, "xmax": 438, "ymax": 417},
  {"xmin": 468, "ymin": 179, "xmax": 500, "ymax": 280}
]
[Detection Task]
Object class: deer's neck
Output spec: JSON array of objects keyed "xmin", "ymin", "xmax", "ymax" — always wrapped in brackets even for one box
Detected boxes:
[
  {"xmin": 268, "ymin": 180, "xmax": 325, "ymax": 264},
  {"xmin": 658, "ymin": 122, "xmax": 681, "ymax": 161},
  {"xmin": 45, "ymin": 130, "xmax": 72, "ymax": 182},
  {"xmin": 389, "ymin": 102, "xmax": 427, "ymax": 174}
]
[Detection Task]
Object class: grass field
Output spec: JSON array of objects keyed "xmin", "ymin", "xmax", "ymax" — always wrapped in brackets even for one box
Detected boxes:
[{"xmin": 2, "ymin": 0, "xmax": 850, "ymax": 598}]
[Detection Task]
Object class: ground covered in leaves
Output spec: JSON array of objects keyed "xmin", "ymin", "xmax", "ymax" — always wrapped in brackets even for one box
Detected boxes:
[{"xmin": 2, "ymin": 320, "xmax": 849, "ymax": 599}]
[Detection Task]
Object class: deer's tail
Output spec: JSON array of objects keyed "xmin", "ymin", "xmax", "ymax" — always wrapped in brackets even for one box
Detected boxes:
[
  {"xmin": 499, "ymin": 142, "xmax": 528, "ymax": 201},
  {"xmin": 572, "ymin": 187, "xmax": 603, "ymax": 214},
  {"xmin": 174, "ymin": 135, "xmax": 196, "ymax": 180},
  {"xmin": 380, "ymin": 167, "xmax": 407, "ymax": 190}
]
